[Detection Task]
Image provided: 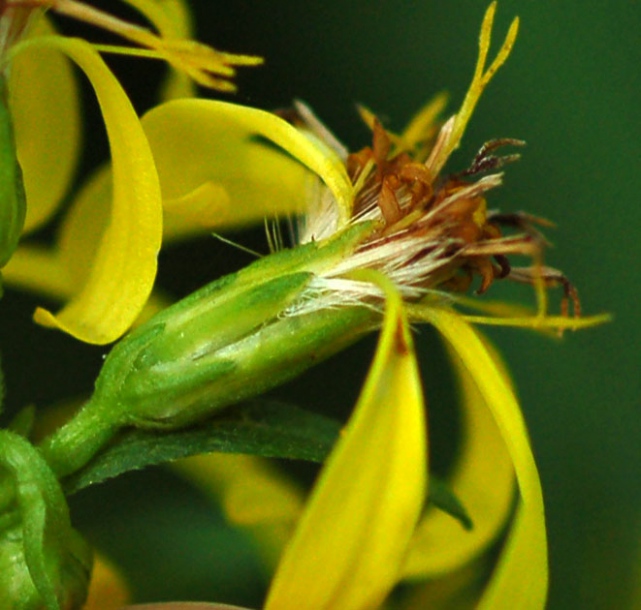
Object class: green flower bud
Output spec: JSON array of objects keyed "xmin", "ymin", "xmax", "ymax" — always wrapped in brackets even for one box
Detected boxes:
[
  {"xmin": 40, "ymin": 224, "xmax": 380, "ymax": 477},
  {"xmin": 110, "ymin": 226, "xmax": 379, "ymax": 427},
  {"xmin": 0, "ymin": 74, "xmax": 26, "ymax": 270},
  {"xmin": 0, "ymin": 431, "xmax": 92, "ymax": 609}
]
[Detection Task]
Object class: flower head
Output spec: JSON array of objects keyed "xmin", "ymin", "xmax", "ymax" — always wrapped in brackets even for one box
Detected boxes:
[
  {"xmin": 34, "ymin": 4, "xmax": 609, "ymax": 609},
  {"xmin": 140, "ymin": 2, "xmax": 604, "ymax": 335}
]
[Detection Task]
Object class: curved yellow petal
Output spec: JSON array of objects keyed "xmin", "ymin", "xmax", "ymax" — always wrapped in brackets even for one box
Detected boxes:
[
  {"xmin": 59, "ymin": 159, "xmax": 203, "ymax": 253},
  {"xmin": 57, "ymin": 164, "xmax": 169, "ymax": 327},
  {"xmin": 401, "ymin": 336, "xmax": 515, "ymax": 579},
  {"xmin": 3, "ymin": 170, "xmax": 167, "ymax": 329},
  {"xmin": 26, "ymin": 36, "xmax": 162, "ymax": 345},
  {"xmin": 142, "ymin": 99, "xmax": 353, "ymax": 231},
  {"xmin": 8, "ymin": 16, "xmax": 80, "ymax": 234},
  {"xmin": 420, "ymin": 307, "xmax": 548, "ymax": 610},
  {"xmin": 1, "ymin": 245, "xmax": 72, "ymax": 300},
  {"xmin": 61, "ymin": 161, "xmax": 248, "ymax": 245},
  {"xmin": 57, "ymin": 164, "xmax": 111, "ymax": 289},
  {"xmin": 265, "ymin": 275, "xmax": 426, "ymax": 610}
]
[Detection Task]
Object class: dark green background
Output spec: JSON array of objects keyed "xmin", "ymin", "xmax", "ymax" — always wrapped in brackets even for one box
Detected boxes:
[{"xmin": 1, "ymin": 1, "xmax": 639, "ymax": 608}]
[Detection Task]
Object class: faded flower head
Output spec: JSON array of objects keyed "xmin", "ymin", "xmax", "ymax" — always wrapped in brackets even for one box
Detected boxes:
[{"xmin": 282, "ymin": 8, "xmax": 579, "ymax": 325}]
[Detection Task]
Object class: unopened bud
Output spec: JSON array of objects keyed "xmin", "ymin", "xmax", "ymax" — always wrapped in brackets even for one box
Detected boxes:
[
  {"xmin": 98, "ymin": 226, "xmax": 376, "ymax": 428},
  {"xmin": 0, "ymin": 431, "xmax": 92, "ymax": 609},
  {"xmin": 39, "ymin": 224, "xmax": 377, "ymax": 477}
]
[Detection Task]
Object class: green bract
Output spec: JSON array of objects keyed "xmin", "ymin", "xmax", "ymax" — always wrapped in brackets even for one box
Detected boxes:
[
  {"xmin": 0, "ymin": 431, "xmax": 91, "ymax": 610},
  {"xmin": 39, "ymin": 223, "xmax": 380, "ymax": 478}
]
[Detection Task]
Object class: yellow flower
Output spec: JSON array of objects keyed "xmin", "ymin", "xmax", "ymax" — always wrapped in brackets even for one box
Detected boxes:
[
  {"xmin": 29, "ymin": 3, "xmax": 608, "ymax": 608},
  {"xmin": 0, "ymin": 0, "xmax": 260, "ymax": 344},
  {"xmin": 108, "ymin": 3, "xmax": 606, "ymax": 609}
]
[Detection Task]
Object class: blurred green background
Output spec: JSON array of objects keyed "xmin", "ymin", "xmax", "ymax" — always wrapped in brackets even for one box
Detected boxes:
[{"xmin": 1, "ymin": 1, "xmax": 639, "ymax": 608}]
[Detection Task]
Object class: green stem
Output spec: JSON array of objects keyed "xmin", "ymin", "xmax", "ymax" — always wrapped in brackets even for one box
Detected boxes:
[{"xmin": 37, "ymin": 398, "xmax": 120, "ymax": 480}]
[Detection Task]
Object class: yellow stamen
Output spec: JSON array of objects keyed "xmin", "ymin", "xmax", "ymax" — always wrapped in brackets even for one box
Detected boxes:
[
  {"xmin": 12, "ymin": 0, "xmax": 261, "ymax": 91},
  {"xmin": 351, "ymin": 156, "xmax": 375, "ymax": 199},
  {"xmin": 461, "ymin": 313, "xmax": 612, "ymax": 331}
]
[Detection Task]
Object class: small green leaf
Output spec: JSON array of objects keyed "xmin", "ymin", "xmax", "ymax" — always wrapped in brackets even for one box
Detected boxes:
[
  {"xmin": 62, "ymin": 399, "xmax": 473, "ymax": 530},
  {"xmin": 428, "ymin": 475, "xmax": 474, "ymax": 531},
  {"xmin": 63, "ymin": 401, "xmax": 342, "ymax": 494}
]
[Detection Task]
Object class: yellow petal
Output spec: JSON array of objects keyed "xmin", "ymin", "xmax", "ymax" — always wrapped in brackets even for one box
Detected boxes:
[
  {"xmin": 59, "ymin": 160, "xmax": 203, "ymax": 251},
  {"xmin": 26, "ymin": 36, "xmax": 162, "ymax": 345},
  {"xmin": 419, "ymin": 306, "xmax": 548, "ymax": 610},
  {"xmin": 399, "ymin": 558, "xmax": 487, "ymax": 610},
  {"xmin": 142, "ymin": 99, "xmax": 354, "ymax": 231},
  {"xmin": 162, "ymin": 181, "xmax": 232, "ymax": 241},
  {"xmin": 401, "ymin": 335, "xmax": 515, "ymax": 579},
  {"xmin": 265, "ymin": 274, "xmax": 426, "ymax": 610},
  {"xmin": 52, "ymin": 164, "xmax": 109, "ymax": 291},
  {"xmin": 399, "ymin": 92, "xmax": 448, "ymax": 159},
  {"xmin": 3, "ymin": 167, "xmax": 167, "ymax": 327},
  {"xmin": 57, "ymin": 164, "xmax": 169, "ymax": 327},
  {"xmin": 8, "ymin": 16, "xmax": 80, "ymax": 234},
  {"xmin": 1, "ymin": 245, "xmax": 72, "ymax": 300}
]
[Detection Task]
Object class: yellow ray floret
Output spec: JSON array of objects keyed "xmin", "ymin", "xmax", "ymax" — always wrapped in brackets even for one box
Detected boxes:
[{"xmin": 266, "ymin": 271, "xmax": 427, "ymax": 610}]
